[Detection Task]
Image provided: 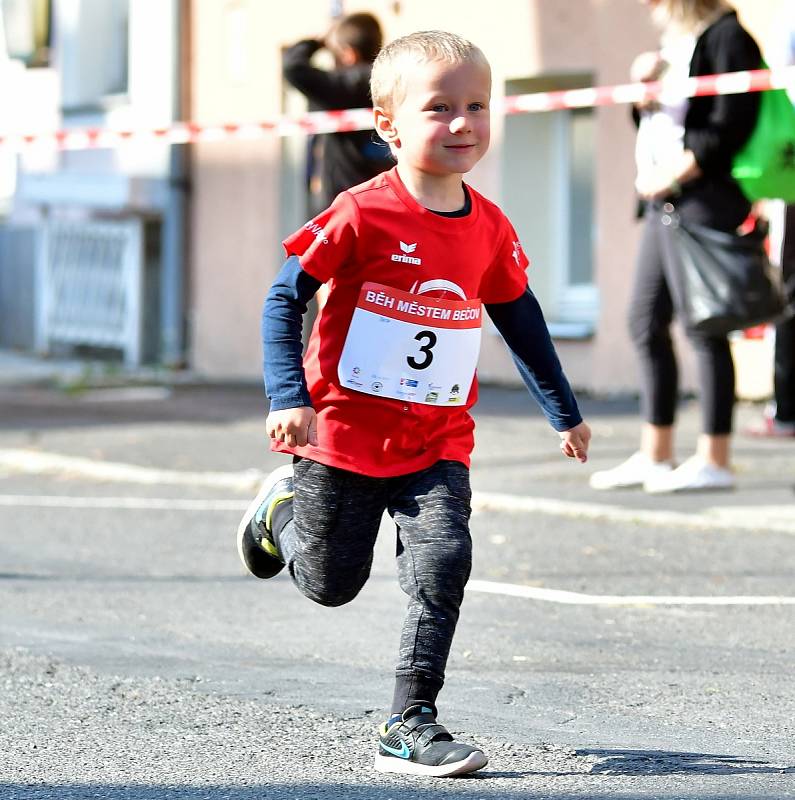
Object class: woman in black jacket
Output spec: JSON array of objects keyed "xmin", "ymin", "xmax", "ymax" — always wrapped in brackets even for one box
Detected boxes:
[{"xmin": 590, "ymin": 0, "xmax": 761, "ymax": 493}]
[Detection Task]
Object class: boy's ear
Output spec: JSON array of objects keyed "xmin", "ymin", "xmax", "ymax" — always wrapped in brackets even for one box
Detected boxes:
[{"xmin": 373, "ymin": 107, "xmax": 399, "ymax": 146}]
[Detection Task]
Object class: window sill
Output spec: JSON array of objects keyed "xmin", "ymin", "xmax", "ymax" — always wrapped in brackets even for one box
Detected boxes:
[{"xmin": 547, "ymin": 321, "xmax": 595, "ymax": 340}]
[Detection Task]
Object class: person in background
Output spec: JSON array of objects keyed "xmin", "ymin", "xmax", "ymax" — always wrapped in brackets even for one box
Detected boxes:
[
  {"xmin": 746, "ymin": 4, "xmax": 795, "ymax": 438},
  {"xmin": 590, "ymin": 0, "xmax": 761, "ymax": 493},
  {"xmin": 283, "ymin": 12, "xmax": 393, "ymax": 215}
]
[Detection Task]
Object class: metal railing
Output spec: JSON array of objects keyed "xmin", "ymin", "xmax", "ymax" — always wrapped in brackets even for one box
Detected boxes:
[{"xmin": 36, "ymin": 219, "xmax": 144, "ymax": 366}]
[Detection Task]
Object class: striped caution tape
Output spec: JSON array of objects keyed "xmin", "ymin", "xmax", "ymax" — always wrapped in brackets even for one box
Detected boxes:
[{"xmin": 2, "ymin": 66, "xmax": 794, "ymax": 153}]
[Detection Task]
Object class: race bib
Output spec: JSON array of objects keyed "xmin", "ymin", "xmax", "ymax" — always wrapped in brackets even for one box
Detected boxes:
[{"xmin": 338, "ymin": 282, "xmax": 482, "ymax": 406}]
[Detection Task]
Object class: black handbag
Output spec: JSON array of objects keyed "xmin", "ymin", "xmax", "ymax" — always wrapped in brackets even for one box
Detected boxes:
[{"xmin": 668, "ymin": 215, "xmax": 787, "ymax": 335}]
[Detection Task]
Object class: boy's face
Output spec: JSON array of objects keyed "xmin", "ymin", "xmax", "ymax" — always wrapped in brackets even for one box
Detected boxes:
[{"xmin": 375, "ymin": 58, "xmax": 491, "ymax": 178}]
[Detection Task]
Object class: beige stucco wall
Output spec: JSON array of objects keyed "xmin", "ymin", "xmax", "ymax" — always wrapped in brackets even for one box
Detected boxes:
[
  {"xmin": 189, "ymin": 1, "xmax": 282, "ymax": 379},
  {"xmin": 189, "ymin": 0, "xmax": 787, "ymax": 392}
]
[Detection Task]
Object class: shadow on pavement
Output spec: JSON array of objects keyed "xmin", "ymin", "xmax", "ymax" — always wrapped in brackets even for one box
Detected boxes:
[
  {"xmin": 474, "ymin": 388, "xmax": 640, "ymax": 420},
  {"xmin": 0, "ymin": 784, "xmax": 521, "ymax": 800},
  {"xmin": 0, "ymin": 764, "xmax": 795, "ymax": 800},
  {"xmin": 578, "ymin": 748, "xmax": 795, "ymax": 776},
  {"xmin": 0, "ymin": 786, "xmax": 769, "ymax": 800},
  {"xmin": 0, "ymin": 384, "xmax": 641, "ymax": 433},
  {"xmin": 0, "ymin": 385, "xmax": 266, "ymax": 432}
]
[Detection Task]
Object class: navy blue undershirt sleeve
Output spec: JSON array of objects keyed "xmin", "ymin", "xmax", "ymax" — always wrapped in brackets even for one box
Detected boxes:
[
  {"xmin": 265, "ymin": 258, "xmax": 582, "ymax": 429},
  {"xmin": 262, "ymin": 255, "xmax": 322, "ymax": 411},
  {"xmin": 485, "ymin": 287, "xmax": 583, "ymax": 432}
]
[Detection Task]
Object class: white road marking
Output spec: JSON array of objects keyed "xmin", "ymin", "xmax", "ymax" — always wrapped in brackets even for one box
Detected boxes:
[
  {"xmin": 0, "ymin": 494, "xmax": 247, "ymax": 511},
  {"xmin": 467, "ymin": 579, "xmax": 795, "ymax": 607},
  {"xmin": 0, "ymin": 491, "xmax": 792, "ymax": 607},
  {"xmin": 472, "ymin": 492, "xmax": 795, "ymax": 535},
  {"xmin": 0, "ymin": 448, "xmax": 264, "ymax": 492},
  {"xmin": 0, "ymin": 447, "xmax": 793, "ymax": 534},
  {"xmin": 77, "ymin": 387, "xmax": 173, "ymax": 403}
]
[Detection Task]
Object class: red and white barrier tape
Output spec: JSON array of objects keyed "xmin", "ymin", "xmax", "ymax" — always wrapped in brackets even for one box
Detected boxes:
[{"xmin": 2, "ymin": 66, "xmax": 794, "ymax": 153}]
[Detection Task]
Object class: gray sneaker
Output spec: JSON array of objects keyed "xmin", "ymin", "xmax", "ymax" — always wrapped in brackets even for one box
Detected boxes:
[
  {"xmin": 374, "ymin": 704, "xmax": 488, "ymax": 778},
  {"xmin": 236, "ymin": 464, "xmax": 293, "ymax": 579}
]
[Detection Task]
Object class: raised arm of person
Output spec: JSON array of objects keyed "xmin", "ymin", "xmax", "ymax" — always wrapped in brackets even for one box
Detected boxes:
[{"xmin": 282, "ymin": 39, "xmax": 369, "ymax": 110}]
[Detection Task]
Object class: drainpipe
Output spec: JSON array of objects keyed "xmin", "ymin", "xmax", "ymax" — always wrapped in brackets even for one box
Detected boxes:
[{"xmin": 159, "ymin": 0, "xmax": 190, "ymax": 368}]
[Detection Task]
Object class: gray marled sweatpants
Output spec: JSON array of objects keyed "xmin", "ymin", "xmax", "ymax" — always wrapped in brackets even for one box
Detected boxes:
[{"xmin": 275, "ymin": 457, "xmax": 472, "ymax": 714}]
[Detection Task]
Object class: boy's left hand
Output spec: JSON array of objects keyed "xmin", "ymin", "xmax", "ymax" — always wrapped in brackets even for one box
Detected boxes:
[{"xmin": 558, "ymin": 421, "xmax": 591, "ymax": 464}]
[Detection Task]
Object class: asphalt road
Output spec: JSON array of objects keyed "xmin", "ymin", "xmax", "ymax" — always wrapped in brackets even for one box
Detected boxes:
[{"xmin": 1, "ymin": 384, "xmax": 793, "ymax": 799}]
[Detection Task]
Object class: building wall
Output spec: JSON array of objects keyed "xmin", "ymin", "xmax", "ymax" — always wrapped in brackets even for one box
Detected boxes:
[
  {"xmin": 188, "ymin": 0, "xmax": 785, "ymax": 391},
  {"xmin": 189, "ymin": 1, "xmax": 283, "ymax": 379}
]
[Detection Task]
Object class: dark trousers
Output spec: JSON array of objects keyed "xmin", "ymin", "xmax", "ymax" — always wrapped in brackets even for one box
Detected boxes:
[
  {"xmin": 276, "ymin": 457, "xmax": 472, "ymax": 715},
  {"xmin": 628, "ymin": 210, "xmax": 735, "ymax": 435},
  {"xmin": 774, "ymin": 205, "xmax": 795, "ymax": 422}
]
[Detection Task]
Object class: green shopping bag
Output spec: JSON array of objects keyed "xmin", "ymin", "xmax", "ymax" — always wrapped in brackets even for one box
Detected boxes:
[{"xmin": 732, "ymin": 71, "xmax": 795, "ymax": 202}]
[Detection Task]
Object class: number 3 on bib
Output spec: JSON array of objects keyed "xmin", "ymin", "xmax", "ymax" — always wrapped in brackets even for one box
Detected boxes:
[
  {"xmin": 338, "ymin": 282, "xmax": 483, "ymax": 406},
  {"xmin": 407, "ymin": 330, "xmax": 437, "ymax": 370}
]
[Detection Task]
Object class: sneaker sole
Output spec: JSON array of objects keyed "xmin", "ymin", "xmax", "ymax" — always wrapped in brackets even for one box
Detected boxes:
[
  {"xmin": 236, "ymin": 463, "xmax": 294, "ymax": 578},
  {"xmin": 589, "ymin": 478, "xmax": 645, "ymax": 490},
  {"xmin": 590, "ymin": 468, "xmax": 674, "ymax": 491},
  {"xmin": 373, "ymin": 750, "xmax": 488, "ymax": 777},
  {"xmin": 644, "ymin": 481, "xmax": 734, "ymax": 495}
]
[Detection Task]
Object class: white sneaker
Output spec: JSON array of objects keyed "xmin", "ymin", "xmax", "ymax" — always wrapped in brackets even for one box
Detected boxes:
[
  {"xmin": 643, "ymin": 456, "xmax": 734, "ymax": 494},
  {"xmin": 589, "ymin": 451, "xmax": 674, "ymax": 490}
]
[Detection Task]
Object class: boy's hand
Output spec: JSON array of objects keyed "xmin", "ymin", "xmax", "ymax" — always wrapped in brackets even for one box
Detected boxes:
[
  {"xmin": 558, "ymin": 421, "xmax": 591, "ymax": 464},
  {"xmin": 266, "ymin": 406, "xmax": 318, "ymax": 448}
]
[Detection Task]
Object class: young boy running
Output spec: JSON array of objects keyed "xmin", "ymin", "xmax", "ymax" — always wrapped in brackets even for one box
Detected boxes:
[{"xmin": 238, "ymin": 30, "xmax": 591, "ymax": 778}]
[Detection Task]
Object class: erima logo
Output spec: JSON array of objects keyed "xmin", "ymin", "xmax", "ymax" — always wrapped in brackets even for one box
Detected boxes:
[
  {"xmin": 391, "ymin": 241, "xmax": 422, "ymax": 265},
  {"xmin": 512, "ymin": 240, "xmax": 523, "ymax": 266}
]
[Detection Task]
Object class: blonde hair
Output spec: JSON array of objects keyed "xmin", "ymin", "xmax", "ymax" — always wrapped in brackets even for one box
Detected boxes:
[
  {"xmin": 652, "ymin": 0, "xmax": 731, "ymax": 36},
  {"xmin": 370, "ymin": 30, "xmax": 490, "ymax": 111}
]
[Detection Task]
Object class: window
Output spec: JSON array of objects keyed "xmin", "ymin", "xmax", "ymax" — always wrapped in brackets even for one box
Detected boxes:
[
  {"xmin": 54, "ymin": 0, "xmax": 130, "ymax": 112},
  {"xmin": 1, "ymin": 0, "xmax": 52, "ymax": 67},
  {"xmin": 501, "ymin": 75, "xmax": 598, "ymax": 337}
]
